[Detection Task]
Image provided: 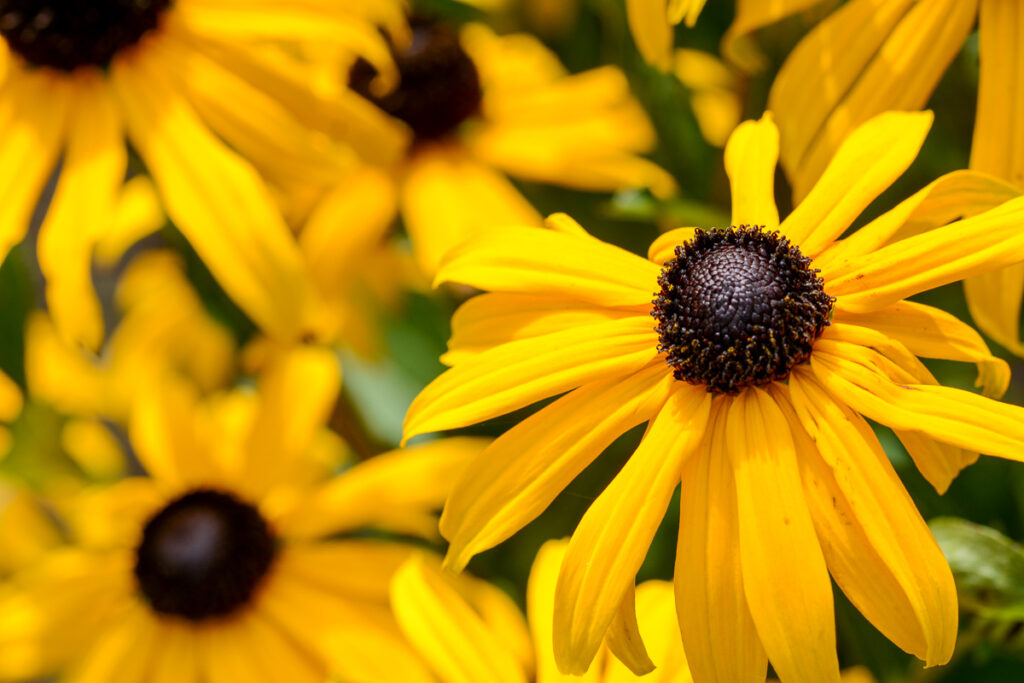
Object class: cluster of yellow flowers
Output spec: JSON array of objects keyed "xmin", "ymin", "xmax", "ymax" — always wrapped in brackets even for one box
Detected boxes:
[{"xmin": 0, "ymin": 1, "xmax": 1021, "ymax": 681}]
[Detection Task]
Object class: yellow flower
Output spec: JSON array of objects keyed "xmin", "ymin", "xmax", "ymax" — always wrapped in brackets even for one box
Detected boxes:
[
  {"xmin": 342, "ymin": 19, "xmax": 674, "ymax": 275},
  {"xmin": 404, "ymin": 111, "xmax": 1024, "ymax": 682},
  {"xmin": 627, "ymin": 0, "xmax": 708, "ymax": 70},
  {"xmin": 0, "ymin": 346, "xmax": 488, "ymax": 682},
  {"xmin": 725, "ymin": 0, "xmax": 1024, "ymax": 354},
  {"xmin": 0, "ymin": 372, "xmax": 22, "ymax": 462},
  {"xmin": 25, "ymin": 250, "xmax": 235, "ymax": 425},
  {"xmin": 0, "ymin": 0, "xmax": 406, "ymax": 349}
]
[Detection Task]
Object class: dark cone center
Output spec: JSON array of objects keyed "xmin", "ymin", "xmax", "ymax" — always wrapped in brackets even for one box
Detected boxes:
[
  {"xmin": 349, "ymin": 17, "xmax": 482, "ymax": 141},
  {"xmin": 0, "ymin": 0, "xmax": 172, "ymax": 71},
  {"xmin": 652, "ymin": 226, "xmax": 834, "ymax": 394},
  {"xmin": 134, "ymin": 489, "xmax": 276, "ymax": 622}
]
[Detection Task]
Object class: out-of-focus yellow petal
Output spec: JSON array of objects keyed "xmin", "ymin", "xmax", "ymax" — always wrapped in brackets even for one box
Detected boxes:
[
  {"xmin": 675, "ymin": 400, "xmax": 768, "ymax": 683},
  {"xmin": 725, "ymin": 114, "xmax": 780, "ymax": 229},
  {"xmin": 436, "ymin": 225, "xmax": 662, "ymax": 308},
  {"xmin": 834, "ymin": 301, "xmax": 1010, "ymax": 398},
  {"xmin": 112, "ymin": 48, "xmax": 323, "ymax": 341},
  {"xmin": 828, "ymin": 196, "xmax": 1024, "ymax": 311},
  {"xmin": 61, "ymin": 419, "xmax": 126, "ymax": 481},
  {"xmin": 770, "ymin": 0, "xmax": 975, "ymax": 201},
  {"xmin": 788, "ymin": 373, "xmax": 957, "ymax": 665},
  {"xmin": 627, "ymin": 0, "xmax": 673, "ymax": 71},
  {"xmin": 278, "ymin": 437, "xmax": 489, "ymax": 540},
  {"xmin": 0, "ymin": 69, "xmax": 70, "ymax": 265},
  {"xmin": 0, "ymin": 371, "xmax": 22, "ymax": 423},
  {"xmin": 648, "ymin": 227, "xmax": 699, "ymax": 265},
  {"xmin": 728, "ymin": 389, "xmax": 840, "ymax": 683},
  {"xmin": 392, "ymin": 555, "xmax": 527, "ymax": 683},
  {"xmin": 404, "ymin": 317, "xmax": 659, "ymax": 443},
  {"xmin": 441, "ymin": 364, "xmax": 673, "ymax": 571},
  {"xmin": 38, "ymin": 71, "xmax": 124, "ymax": 350},
  {"xmin": 402, "ymin": 147, "xmax": 541, "ymax": 276},
  {"xmin": 782, "ymin": 111, "xmax": 932, "ymax": 257},
  {"xmin": 0, "ymin": 488, "xmax": 62, "ymax": 575},
  {"xmin": 235, "ymin": 346, "xmax": 341, "ymax": 499},
  {"xmin": 972, "ymin": 0, "xmax": 1024, "ymax": 188},
  {"xmin": 723, "ymin": 0, "xmax": 827, "ymax": 72},
  {"xmin": 675, "ymin": 49, "xmax": 743, "ymax": 148},
  {"xmin": 812, "ymin": 349, "xmax": 1024, "ymax": 465},
  {"xmin": 95, "ymin": 176, "xmax": 165, "ymax": 267},
  {"xmin": 554, "ymin": 386, "xmax": 711, "ymax": 675},
  {"xmin": 61, "ymin": 602, "xmax": 161, "ymax": 683}
]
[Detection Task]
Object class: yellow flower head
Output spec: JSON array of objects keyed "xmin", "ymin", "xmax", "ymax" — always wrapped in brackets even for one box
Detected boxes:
[
  {"xmin": 338, "ymin": 18, "xmax": 674, "ymax": 275},
  {"xmin": 0, "ymin": 0, "xmax": 406, "ymax": 349},
  {"xmin": 404, "ymin": 110, "xmax": 1024, "ymax": 682},
  {"xmin": 0, "ymin": 347, "xmax": 488, "ymax": 682}
]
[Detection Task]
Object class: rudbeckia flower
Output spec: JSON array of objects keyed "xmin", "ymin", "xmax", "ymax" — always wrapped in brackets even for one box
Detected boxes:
[
  {"xmin": 390, "ymin": 539, "xmax": 695, "ymax": 682},
  {"xmin": 0, "ymin": 347, "xmax": 488, "ymax": 682},
  {"xmin": 404, "ymin": 111, "xmax": 1024, "ymax": 682},
  {"xmin": 0, "ymin": 0, "xmax": 405, "ymax": 349},
  {"xmin": 342, "ymin": 18, "xmax": 674, "ymax": 275},
  {"xmin": 627, "ymin": 0, "xmax": 708, "ymax": 70},
  {"xmin": 724, "ymin": 0, "xmax": 1024, "ymax": 353}
]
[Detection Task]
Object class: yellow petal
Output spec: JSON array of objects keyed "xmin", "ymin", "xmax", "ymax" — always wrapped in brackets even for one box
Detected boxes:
[
  {"xmin": 441, "ymin": 364, "xmax": 674, "ymax": 571},
  {"xmin": 38, "ymin": 72, "xmax": 124, "ymax": 350},
  {"xmin": 0, "ymin": 69, "xmax": 70, "ymax": 263},
  {"xmin": 834, "ymin": 300, "xmax": 1010, "ymax": 398},
  {"xmin": 95, "ymin": 175, "xmax": 165, "ymax": 267},
  {"xmin": 554, "ymin": 386, "xmax": 711, "ymax": 675},
  {"xmin": 828, "ymin": 195, "xmax": 1024, "ymax": 311},
  {"xmin": 154, "ymin": 34, "xmax": 351, "ymax": 187},
  {"xmin": 605, "ymin": 587, "xmax": 655, "ymax": 675},
  {"xmin": 527, "ymin": 540, "xmax": 604, "ymax": 683},
  {"xmin": 61, "ymin": 419, "xmax": 127, "ymax": 481},
  {"xmin": 402, "ymin": 148, "xmax": 542, "ymax": 276},
  {"xmin": 728, "ymin": 388, "xmax": 840, "ymax": 683},
  {"xmin": 111, "ymin": 52, "xmax": 323, "ymax": 341},
  {"xmin": 964, "ymin": 265, "xmax": 1024, "ymax": 356},
  {"xmin": 787, "ymin": 372, "xmax": 957, "ymax": 665},
  {"xmin": 604, "ymin": 580, "xmax": 694, "ymax": 683},
  {"xmin": 236, "ymin": 346, "xmax": 341, "ymax": 499},
  {"xmin": 892, "ymin": 430, "xmax": 978, "ymax": 495},
  {"xmin": 300, "ymin": 167, "xmax": 397, "ymax": 299},
  {"xmin": 147, "ymin": 620, "xmax": 198, "ymax": 683},
  {"xmin": 781, "ymin": 111, "xmax": 932, "ymax": 256},
  {"xmin": 436, "ymin": 225, "xmax": 662, "ymax": 308},
  {"xmin": 626, "ymin": 0, "xmax": 673, "ymax": 70},
  {"xmin": 971, "ymin": 0, "xmax": 1024, "ymax": 188},
  {"xmin": 771, "ymin": 0, "xmax": 976, "ymax": 201},
  {"xmin": 723, "ymin": 0, "xmax": 826, "ymax": 72},
  {"xmin": 63, "ymin": 604, "xmax": 159, "ymax": 683},
  {"xmin": 725, "ymin": 114, "xmax": 780, "ymax": 230},
  {"xmin": 391, "ymin": 555, "xmax": 527, "ymax": 683},
  {"xmin": 0, "ymin": 370, "xmax": 22, "ymax": 423},
  {"xmin": 648, "ymin": 227, "xmax": 698, "ymax": 265},
  {"xmin": 675, "ymin": 400, "xmax": 768, "ymax": 683},
  {"xmin": 272, "ymin": 540, "xmax": 415, "ymax": 604},
  {"xmin": 403, "ymin": 317, "xmax": 659, "ymax": 443},
  {"xmin": 279, "ymin": 437, "xmax": 489, "ymax": 540},
  {"xmin": 812, "ymin": 350, "xmax": 1024, "ymax": 463},
  {"xmin": 816, "ymin": 169, "xmax": 1020, "ymax": 275},
  {"xmin": 444, "ymin": 293, "xmax": 636, "ymax": 366}
]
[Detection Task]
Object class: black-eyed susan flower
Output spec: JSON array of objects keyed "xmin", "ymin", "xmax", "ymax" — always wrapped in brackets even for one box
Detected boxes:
[
  {"xmin": 0, "ymin": 347, "xmax": 488, "ymax": 682},
  {"xmin": 0, "ymin": 0, "xmax": 406, "ymax": 349},
  {"xmin": 724, "ymin": 0, "xmax": 1024, "ymax": 354},
  {"xmin": 390, "ymin": 539, "xmax": 695, "ymax": 682},
  {"xmin": 340, "ymin": 18, "xmax": 674, "ymax": 275},
  {"xmin": 627, "ymin": 0, "xmax": 707, "ymax": 70},
  {"xmin": 403, "ymin": 111, "xmax": 1024, "ymax": 682}
]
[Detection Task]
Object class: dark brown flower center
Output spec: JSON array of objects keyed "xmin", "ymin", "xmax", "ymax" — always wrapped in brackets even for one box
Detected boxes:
[
  {"xmin": 0, "ymin": 0, "xmax": 171, "ymax": 71},
  {"xmin": 349, "ymin": 17, "xmax": 482, "ymax": 141},
  {"xmin": 652, "ymin": 226, "xmax": 833, "ymax": 394},
  {"xmin": 134, "ymin": 489, "xmax": 276, "ymax": 622}
]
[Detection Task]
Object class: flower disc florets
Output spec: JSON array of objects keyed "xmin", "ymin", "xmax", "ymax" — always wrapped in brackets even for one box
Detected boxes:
[
  {"xmin": 350, "ymin": 17, "xmax": 482, "ymax": 141},
  {"xmin": 652, "ymin": 225, "xmax": 834, "ymax": 394},
  {"xmin": 134, "ymin": 489, "xmax": 276, "ymax": 621},
  {"xmin": 0, "ymin": 0, "xmax": 172, "ymax": 71}
]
